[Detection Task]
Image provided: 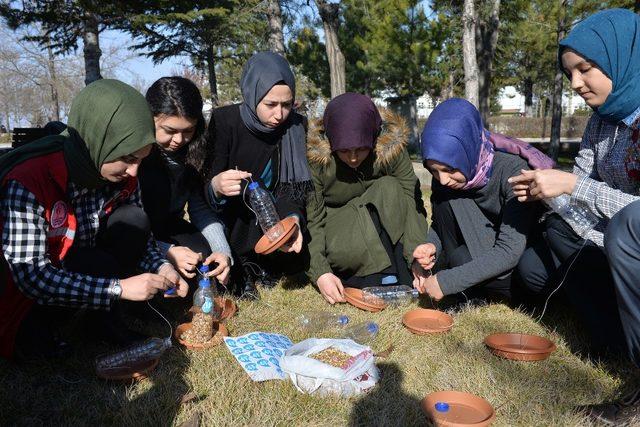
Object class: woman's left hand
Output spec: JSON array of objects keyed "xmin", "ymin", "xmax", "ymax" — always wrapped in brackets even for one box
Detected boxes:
[
  {"xmin": 280, "ymin": 217, "xmax": 303, "ymax": 254},
  {"xmin": 157, "ymin": 263, "xmax": 189, "ymax": 297},
  {"xmin": 508, "ymin": 169, "xmax": 578, "ymax": 202},
  {"xmin": 421, "ymin": 274, "xmax": 444, "ymax": 301}
]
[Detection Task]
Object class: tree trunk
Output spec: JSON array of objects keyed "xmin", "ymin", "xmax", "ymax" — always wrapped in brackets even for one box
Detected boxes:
[
  {"xmin": 206, "ymin": 44, "xmax": 219, "ymax": 106},
  {"xmin": 82, "ymin": 12, "xmax": 102, "ymax": 85},
  {"xmin": 316, "ymin": 0, "xmax": 346, "ymax": 98},
  {"xmin": 46, "ymin": 41, "xmax": 60, "ymax": 122},
  {"xmin": 524, "ymin": 78, "xmax": 534, "ymax": 118},
  {"xmin": 476, "ymin": 0, "xmax": 501, "ymax": 122},
  {"xmin": 266, "ymin": 0, "xmax": 286, "ymax": 55},
  {"xmin": 462, "ymin": 0, "xmax": 479, "ymax": 108},
  {"xmin": 548, "ymin": 1, "xmax": 567, "ymax": 161}
]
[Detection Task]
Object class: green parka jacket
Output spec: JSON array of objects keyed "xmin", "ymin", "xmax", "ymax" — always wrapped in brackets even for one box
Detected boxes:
[{"xmin": 305, "ymin": 109, "xmax": 429, "ymax": 283}]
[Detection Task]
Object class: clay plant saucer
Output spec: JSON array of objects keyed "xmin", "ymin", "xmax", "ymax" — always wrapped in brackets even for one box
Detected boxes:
[
  {"xmin": 422, "ymin": 390, "xmax": 496, "ymax": 427},
  {"xmin": 96, "ymin": 357, "xmax": 159, "ymax": 382},
  {"xmin": 254, "ymin": 217, "xmax": 298, "ymax": 255},
  {"xmin": 174, "ymin": 321, "xmax": 229, "ymax": 350},
  {"xmin": 188, "ymin": 297, "xmax": 237, "ymax": 322},
  {"xmin": 343, "ymin": 287, "xmax": 386, "ymax": 312},
  {"xmin": 484, "ymin": 333, "xmax": 556, "ymax": 361},
  {"xmin": 402, "ymin": 309, "xmax": 454, "ymax": 334}
]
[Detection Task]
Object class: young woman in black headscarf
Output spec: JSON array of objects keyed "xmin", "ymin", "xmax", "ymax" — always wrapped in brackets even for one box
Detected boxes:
[{"xmin": 202, "ymin": 52, "xmax": 312, "ymax": 299}]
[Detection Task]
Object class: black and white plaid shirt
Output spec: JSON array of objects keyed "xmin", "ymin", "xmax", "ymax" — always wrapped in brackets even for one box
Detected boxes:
[
  {"xmin": 571, "ymin": 109, "xmax": 640, "ymax": 247},
  {"xmin": 1, "ymin": 179, "xmax": 166, "ymax": 309}
]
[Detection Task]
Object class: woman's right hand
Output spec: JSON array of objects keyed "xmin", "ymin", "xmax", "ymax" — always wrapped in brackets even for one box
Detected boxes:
[
  {"xmin": 119, "ymin": 273, "xmax": 173, "ymax": 301},
  {"xmin": 211, "ymin": 169, "xmax": 252, "ymax": 197},
  {"xmin": 316, "ymin": 273, "xmax": 346, "ymax": 305}
]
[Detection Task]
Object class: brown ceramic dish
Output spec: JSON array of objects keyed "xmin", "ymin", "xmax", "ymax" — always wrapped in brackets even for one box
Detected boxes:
[
  {"xmin": 174, "ymin": 321, "xmax": 229, "ymax": 350},
  {"xmin": 484, "ymin": 333, "xmax": 556, "ymax": 361},
  {"xmin": 402, "ymin": 309, "xmax": 454, "ymax": 334},
  {"xmin": 96, "ymin": 357, "xmax": 159, "ymax": 382},
  {"xmin": 254, "ymin": 217, "xmax": 298, "ymax": 255},
  {"xmin": 422, "ymin": 390, "xmax": 496, "ymax": 427},
  {"xmin": 343, "ymin": 287, "xmax": 386, "ymax": 312}
]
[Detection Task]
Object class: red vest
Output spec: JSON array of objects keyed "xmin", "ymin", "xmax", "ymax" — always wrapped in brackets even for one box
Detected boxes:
[{"xmin": 0, "ymin": 152, "xmax": 136, "ymax": 359}]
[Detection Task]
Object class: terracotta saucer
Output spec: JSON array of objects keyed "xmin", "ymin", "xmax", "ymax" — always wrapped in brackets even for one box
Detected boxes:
[
  {"xmin": 254, "ymin": 217, "xmax": 298, "ymax": 255},
  {"xmin": 174, "ymin": 321, "xmax": 229, "ymax": 350},
  {"xmin": 188, "ymin": 297, "xmax": 238, "ymax": 322},
  {"xmin": 484, "ymin": 333, "xmax": 556, "ymax": 361},
  {"xmin": 422, "ymin": 390, "xmax": 496, "ymax": 427},
  {"xmin": 96, "ymin": 357, "xmax": 159, "ymax": 382},
  {"xmin": 402, "ymin": 309, "xmax": 454, "ymax": 334},
  {"xmin": 343, "ymin": 287, "xmax": 386, "ymax": 312}
]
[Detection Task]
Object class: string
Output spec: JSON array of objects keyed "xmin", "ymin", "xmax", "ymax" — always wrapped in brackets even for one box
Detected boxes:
[
  {"xmin": 536, "ymin": 237, "xmax": 589, "ymax": 322},
  {"xmin": 147, "ymin": 300, "xmax": 173, "ymax": 339}
]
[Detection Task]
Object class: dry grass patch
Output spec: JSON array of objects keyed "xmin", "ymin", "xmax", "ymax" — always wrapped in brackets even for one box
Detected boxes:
[{"xmin": 0, "ymin": 282, "xmax": 635, "ymax": 426}]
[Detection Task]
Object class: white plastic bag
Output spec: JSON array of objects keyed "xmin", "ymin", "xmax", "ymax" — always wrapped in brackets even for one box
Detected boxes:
[{"xmin": 279, "ymin": 338, "xmax": 379, "ymax": 397}]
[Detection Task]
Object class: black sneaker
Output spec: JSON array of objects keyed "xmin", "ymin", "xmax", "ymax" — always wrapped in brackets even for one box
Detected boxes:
[
  {"xmin": 239, "ymin": 278, "xmax": 261, "ymax": 301},
  {"xmin": 581, "ymin": 388, "xmax": 640, "ymax": 425}
]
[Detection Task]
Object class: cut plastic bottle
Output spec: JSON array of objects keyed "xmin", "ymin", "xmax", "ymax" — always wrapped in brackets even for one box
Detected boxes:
[
  {"xmin": 95, "ymin": 337, "xmax": 172, "ymax": 372},
  {"xmin": 544, "ymin": 194, "xmax": 599, "ymax": 239},
  {"xmin": 247, "ymin": 182, "xmax": 285, "ymax": 242},
  {"xmin": 361, "ymin": 285, "xmax": 419, "ymax": 305},
  {"xmin": 342, "ymin": 321, "xmax": 379, "ymax": 344},
  {"xmin": 298, "ymin": 312, "xmax": 350, "ymax": 332}
]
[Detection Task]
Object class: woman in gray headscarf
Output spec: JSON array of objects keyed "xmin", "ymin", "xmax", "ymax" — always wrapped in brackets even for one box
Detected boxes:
[{"xmin": 202, "ymin": 52, "xmax": 311, "ymax": 299}]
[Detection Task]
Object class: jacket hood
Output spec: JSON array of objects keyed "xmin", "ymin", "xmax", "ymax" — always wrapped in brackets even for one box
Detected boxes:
[{"xmin": 307, "ymin": 108, "xmax": 409, "ymax": 168}]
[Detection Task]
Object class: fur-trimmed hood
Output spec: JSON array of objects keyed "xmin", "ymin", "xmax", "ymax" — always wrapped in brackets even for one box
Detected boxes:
[{"xmin": 306, "ymin": 108, "xmax": 409, "ymax": 168}]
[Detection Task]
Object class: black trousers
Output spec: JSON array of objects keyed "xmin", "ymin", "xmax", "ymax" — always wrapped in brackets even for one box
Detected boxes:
[
  {"xmin": 15, "ymin": 205, "xmax": 152, "ymax": 359},
  {"xmin": 517, "ymin": 212, "xmax": 627, "ymax": 354},
  {"xmin": 431, "ymin": 198, "xmax": 511, "ymax": 301}
]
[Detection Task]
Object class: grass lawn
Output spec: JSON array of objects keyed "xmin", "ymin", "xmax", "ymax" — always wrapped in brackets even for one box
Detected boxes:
[
  {"xmin": 2, "ymin": 188, "xmax": 637, "ymax": 426},
  {"xmin": 0, "ymin": 282, "xmax": 636, "ymax": 426}
]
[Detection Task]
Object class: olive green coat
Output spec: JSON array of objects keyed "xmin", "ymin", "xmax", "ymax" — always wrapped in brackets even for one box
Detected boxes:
[{"xmin": 305, "ymin": 110, "xmax": 429, "ymax": 283}]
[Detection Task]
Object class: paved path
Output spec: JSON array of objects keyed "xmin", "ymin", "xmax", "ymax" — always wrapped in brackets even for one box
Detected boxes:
[{"xmin": 412, "ymin": 161, "xmax": 431, "ymax": 188}]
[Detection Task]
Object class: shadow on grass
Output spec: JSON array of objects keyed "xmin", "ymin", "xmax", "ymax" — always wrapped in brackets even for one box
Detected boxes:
[
  {"xmin": 349, "ymin": 362, "xmax": 426, "ymax": 426},
  {"xmin": 0, "ymin": 299, "xmax": 194, "ymax": 426}
]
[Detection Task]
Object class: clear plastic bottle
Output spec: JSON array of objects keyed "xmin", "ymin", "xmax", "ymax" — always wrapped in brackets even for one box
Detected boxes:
[
  {"xmin": 247, "ymin": 182, "xmax": 284, "ymax": 242},
  {"xmin": 193, "ymin": 266, "xmax": 217, "ymax": 316},
  {"xmin": 545, "ymin": 194, "xmax": 599, "ymax": 238},
  {"xmin": 95, "ymin": 337, "xmax": 172, "ymax": 371},
  {"xmin": 341, "ymin": 321, "xmax": 379, "ymax": 344},
  {"xmin": 361, "ymin": 285, "xmax": 419, "ymax": 305},
  {"xmin": 298, "ymin": 312, "xmax": 350, "ymax": 331}
]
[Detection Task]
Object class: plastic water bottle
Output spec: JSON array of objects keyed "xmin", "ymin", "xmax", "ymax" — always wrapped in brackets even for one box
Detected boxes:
[
  {"xmin": 247, "ymin": 182, "xmax": 284, "ymax": 242},
  {"xmin": 361, "ymin": 285, "xmax": 419, "ymax": 305},
  {"xmin": 342, "ymin": 321, "xmax": 379, "ymax": 344},
  {"xmin": 95, "ymin": 337, "xmax": 172, "ymax": 371},
  {"xmin": 193, "ymin": 265, "xmax": 217, "ymax": 317},
  {"xmin": 298, "ymin": 312, "xmax": 350, "ymax": 331},
  {"xmin": 545, "ymin": 194, "xmax": 599, "ymax": 238}
]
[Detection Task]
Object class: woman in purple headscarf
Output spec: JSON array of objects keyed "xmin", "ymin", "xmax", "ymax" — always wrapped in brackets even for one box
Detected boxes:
[
  {"xmin": 306, "ymin": 93, "xmax": 429, "ymax": 305},
  {"xmin": 416, "ymin": 98, "xmax": 543, "ymax": 304}
]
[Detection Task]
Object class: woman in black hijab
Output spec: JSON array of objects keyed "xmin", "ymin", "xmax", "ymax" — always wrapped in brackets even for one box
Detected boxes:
[{"xmin": 202, "ymin": 52, "xmax": 311, "ymax": 299}]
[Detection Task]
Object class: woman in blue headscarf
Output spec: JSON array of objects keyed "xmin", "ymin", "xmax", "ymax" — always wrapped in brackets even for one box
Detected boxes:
[
  {"xmin": 416, "ymin": 98, "xmax": 544, "ymax": 303},
  {"xmin": 510, "ymin": 9, "xmax": 640, "ymax": 423}
]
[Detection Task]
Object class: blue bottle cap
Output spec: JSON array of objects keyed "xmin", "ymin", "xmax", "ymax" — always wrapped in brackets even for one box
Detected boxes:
[
  {"xmin": 366, "ymin": 322, "xmax": 379, "ymax": 334},
  {"xmin": 338, "ymin": 315, "xmax": 349, "ymax": 325},
  {"xmin": 248, "ymin": 182, "xmax": 259, "ymax": 191},
  {"xmin": 435, "ymin": 402, "xmax": 450, "ymax": 412},
  {"xmin": 164, "ymin": 287, "xmax": 177, "ymax": 296},
  {"xmin": 199, "ymin": 264, "xmax": 209, "ymax": 274}
]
